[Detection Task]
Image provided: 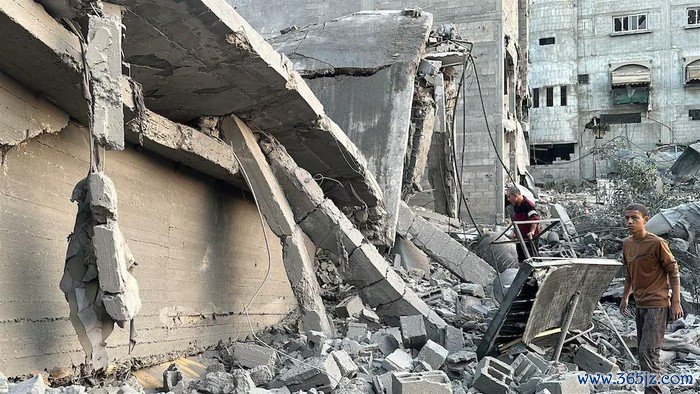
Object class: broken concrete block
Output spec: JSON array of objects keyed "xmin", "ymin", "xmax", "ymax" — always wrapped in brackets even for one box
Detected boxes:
[
  {"xmin": 346, "ymin": 322, "xmax": 368, "ymax": 342},
  {"xmin": 443, "ymin": 325, "xmax": 465, "ymax": 353},
  {"xmin": 86, "ymin": 15, "xmax": 124, "ymax": 151},
  {"xmin": 307, "ymin": 330, "xmax": 328, "ymax": 357},
  {"xmin": 103, "ymin": 274, "xmax": 141, "ymax": 321},
  {"xmin": 270, "ymin": 356, "xmax": 342, "ymax": 392},
  {"xmin": 536, "ymin": 372, "xmax": 591, "ymax": 394},
  {"xmin": 88, "ymin": 172, "xmax": 118, "ymax": 221},
  {"xmin": 359, "ymin": 269, "xmax": 407, "ymax": 308},
  {"xmin": 163, "ymin": 364, "xmax": 183, "ymax": 391},
  {"xmin": 336, "ymin": 295, "xmax": 364, "ymax": 318},
  {"xmin": 371, "ymin": 329, "xmax": 400, "ymax": 356},
  {"xmin": 93, "ymin": 223, "xmax": 130, "ymax": 293},
  {"xmin": 472, "ymin": 357, "xmax": 514, "ymax": 394},
  {"xmin": 340, "ymin": 338, "xmax": 362, "ymax": 357},
  {"xmin": 416, "ymin": 340, "xmax": 449, "ymax": 370},
  {"xmin": 8, "ymin": 376, "xmax": 45, "ymax": 394},
  {"xmin": 331, "ymin": 350, "xmax": 359, "ymax": 378},
  {"xmin": 453, "ymin": 283, "xmax": 485, "ymax": 298},
  {"xmin": 393, "ymin": 236, "xmax": 431, "ymax": 276},
  {"xmin": 391, "ymin": 371, "xmax": 452, "ymax": 394},
  {"xmin": 511, "ymin": 353, "xmax": 545, "ymax": 384},
  {"xmin": 373, "ymin": 372, "xmax": 394, "ymax": 394},
  {"xmin": 232, "ymin": 342, "xmax": 277, "ymax": 370},
  {"xmin": 573, "ymin": 344, "xmax": 619, "ymax": 374},
  {"xmin": 249, "ymin": 365, "xmax": 274, "ymax": 386},
  {"xmin": 382, "ymin": 349, "xmax": 413, "ymax": 372},
  {"xmin": 400, "ymin": 315, "xmax": 427, "ymax": 349}
]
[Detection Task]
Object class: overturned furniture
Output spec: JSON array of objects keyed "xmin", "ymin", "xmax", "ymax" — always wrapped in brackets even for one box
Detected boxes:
[{"xmin": 477, "ymin": 258, "xmax": 621, "ymax": 358}]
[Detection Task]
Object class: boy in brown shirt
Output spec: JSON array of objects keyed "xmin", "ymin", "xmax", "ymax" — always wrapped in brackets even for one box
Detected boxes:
[{"xmin": 619, "ymin": 203, "xmax": 683, "ymax": 393}]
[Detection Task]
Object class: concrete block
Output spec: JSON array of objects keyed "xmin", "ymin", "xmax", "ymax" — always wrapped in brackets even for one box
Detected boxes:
[
  {"xmin": 573, "ymin": 344, "xmax": 619, "ymax": 374},
  {"xmin": 8, "ymin": 376, "xmax": 45, "ymax": 394},
  {"xmin": 382, "ymin": 349, "xmax": 413, "ymax": 372},
  {"xmin": 336, "ymin": 295, "xmax": 364, "ymax": 318},
  {"xmin": 393, "ymin": 236, "xmax": 431, "ymax": 275},
  {"xmin": 331, "ymin": 350, "xmax": 359, "ymax": 378},
  {"xmin": 338, "ymin": 243, "xmax": 388, "ymax": 287},
  {"xmin": 232, "ymin": 342, "xmax": 277, "ymax": 370},
  {"xmin": 92, "ymin": 223, "xmax": 129, "ymax": 293},
  {"xmin": 163, "ymin": 364, "xmax": 182, "ymax": 391},
  {"xmin": 472, "ymin": 356, "xmax": 514, "ymax": 394},
  {"xmin": 307, "ymin": 330, "xmax": 328, "ymax": 357},
  {"xmin": 443, "ymin": 325, "xmax": 465, "ymax": 354},
  {"xmin": 536, "ymin": 372, "xmax": 591, "ymax": 394},
  {"xmin": 373, "ymin": 372, "xmax": 394, "ymax": 394},
  {"xmin": 453, "ymin": 283, "xmax": 485, "ymax": 298},
  {"xmin": 346, "ymin": 322, "xmax": 368, "ymax": 342},
  {"xmin": 416, "ymin": 340, "xmax": 449, "ymax": 370},
  {"xmin": 88, "ymin": 172, "xmax": 118, "ymax": 220},
  {"xmin": 371, "ymin": 329, "xmax": 400, "ymax": 356},
  {"xmin": 396, "ymin": 203, "xmax": 416, "ymax": 236},
  {"xmin": 250, "ymin": 365, "xmax": 274, "ymax": 386},
  {"xmin": 391, "ymin": 371, "xmax": 452, "ymax": 394},
  {"xmin": 340, "ymin": 338, "xmax": 362, "ymax": 357},
  {"xmin": 400, "ymin": 315, "xmax": 427, "ymax": 349},
  {"xmin": 511, "ymin": 354, "xmax": 541, "ymax": 384},
  {"xmin": 102, "ymin": 275, "xmax": 142, "ymax": 321},
  {"xmin": 300, "ymin": 199, "xmax": 364, "ymax": 255},
  {"xmin": 271, "ymin": 356, "xmax": 341, "ymax": 392},
  {"xmin": 359, "ymin": 269, "xmax": 406, "ymax": 308}
]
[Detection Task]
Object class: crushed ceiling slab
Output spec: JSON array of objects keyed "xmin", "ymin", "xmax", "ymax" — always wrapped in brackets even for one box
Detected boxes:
[
  {"xmin": 269, "ymin": 10, "xmax": 433, "ymax": 245},
  {"xmin": 112, "ymin": 0, "xmax": 384, "ymax": 209}
]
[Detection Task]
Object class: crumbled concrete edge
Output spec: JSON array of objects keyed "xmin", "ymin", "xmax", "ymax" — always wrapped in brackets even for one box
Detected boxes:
[
  {"xmin": 221, "ymin": 115, "xmax": 333, "ymax": 337},
  {"xmin": 125, "ymin": 109, "xmax": 241, "ymax": 184},
  {"xmin": 397, "ymin": 201, "xmax": 496, "ymax": 288},
  {"xmin": 257, "ymin": 132, "xmax": 447, "ymax": 339}
]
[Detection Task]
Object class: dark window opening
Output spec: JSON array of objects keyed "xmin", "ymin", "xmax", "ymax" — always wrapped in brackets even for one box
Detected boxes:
[
  {"xmin": 560, "ymin": 86, "xmax": 568, "ymax": 106},
  {"xmin": 689, "ymin": 8, "xmax": 699, "ymax": 25},
  {"xmin": 533, "ymin": 88, "xmax": 539, "ymax": 108},
  {"xmin": 612, "ymin": 85, "xmax": 649, "ymax": 105},
  {"xmin": 600, "ymin": 113, "xmax": 642, "ymax": 124},
  {"xmin": 690, "ymin": 109, "xmax": 700, "ymax": 120},
  {"xmin": 546, "ymin": 87, "xmax": 554, "ymax": 107},
  {"xmin": 530, "ymin": 143, "xmax": 576, "ymax": 165},
  {"xmin": 578, "ymin": 74, "xmax": 589, "ymax": 85},
  {"xmin": 539, "ymin": 37, "xmax": 556, "ymax": 45}
]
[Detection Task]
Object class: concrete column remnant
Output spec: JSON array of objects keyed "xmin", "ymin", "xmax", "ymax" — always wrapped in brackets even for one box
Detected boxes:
[
  {"xmin": 221, "ymin": 115, "xmax": 333, "ymax": 337},
  {"xmin": 256, "ymin": 128, "xmax": 447, "ymax": 339},
  {"xmin": 60, "ymin": 172, "xmax": 141, "ymax": 371},
  {"xmin": 86, "ymin": 12, "xmax": 125, "ymax": 150}
]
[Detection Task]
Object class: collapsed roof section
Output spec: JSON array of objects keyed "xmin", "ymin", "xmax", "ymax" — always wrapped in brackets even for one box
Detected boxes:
[
  {"xmin": 113, "ymin": 0, "xmax": 383, "ymax": 210},
  {"xmin": 269, "ymin": 10, "xmax": 433, "ymax": 245}
]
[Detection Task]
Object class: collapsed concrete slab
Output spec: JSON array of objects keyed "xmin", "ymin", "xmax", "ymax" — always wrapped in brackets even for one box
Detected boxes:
[
  {"xmin": 222, "ymin": 115, "xmax": 333, "ymax": 336},
  {"xmin": 256, "ymin": 127, "xmax": 447, "ymax": 338},
  {"xmin": 269, "ymin": 10, "xmax": 433, "ymax": 245},
  {"xmin": 397, "ymin": 202, "xmax": 496, "ymax": 287},
  {"xmin": 110, "ymin": 0, "xmax": 383, "ymax": 215}
]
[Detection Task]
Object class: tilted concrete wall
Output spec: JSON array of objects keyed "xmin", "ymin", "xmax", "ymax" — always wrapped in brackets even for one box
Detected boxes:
[{"xmin": 0, "ymin": 121, "xmax": 296, "ymax": 375}]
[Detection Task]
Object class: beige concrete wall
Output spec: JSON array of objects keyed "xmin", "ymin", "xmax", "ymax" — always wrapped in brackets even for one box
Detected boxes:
[{"xmin": 0, "ymin": 123, "xmax": 297, "ymax": 375}]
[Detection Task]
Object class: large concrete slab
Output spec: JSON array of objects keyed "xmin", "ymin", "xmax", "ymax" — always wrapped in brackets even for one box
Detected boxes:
[
  {"xmin": 111, "ymin": 0, "xmax": 383, "ymax": 209},
  {"xmin": 269, "ymin": 10, "xmax": 433, "ymax": 245}
]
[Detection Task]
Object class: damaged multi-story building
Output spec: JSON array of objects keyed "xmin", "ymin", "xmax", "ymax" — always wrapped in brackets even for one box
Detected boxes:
[
  {"xmin": 0, "ymin": 0, "xmax": 506, "ymax": 378},
  {"xmin": 234, "ymin": 0, "xmax": 532, "ymax": 225},
  {"xmin": 529, "ymin": 0, "xmax": 700, "ymax": 181}
]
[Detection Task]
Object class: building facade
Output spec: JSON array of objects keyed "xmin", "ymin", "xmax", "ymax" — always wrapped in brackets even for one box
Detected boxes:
[{"xmin": 529, "ymin": 0, "xmax": 700, "ymax": 182}]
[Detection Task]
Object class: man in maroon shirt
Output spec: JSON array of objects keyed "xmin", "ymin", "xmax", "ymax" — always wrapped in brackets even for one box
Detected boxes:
[{"xmin": 506, "ymin": 186, "xmax": 540, "ymax": 263}]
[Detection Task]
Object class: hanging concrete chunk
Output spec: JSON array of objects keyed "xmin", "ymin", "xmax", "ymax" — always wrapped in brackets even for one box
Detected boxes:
[
  {"xmin": 88, "ymin": 172, "xmax": 118, "ymax": 221},
  {"xmin": 93, "ymin": 223, "xmax": 131, "ymax": 294},
  {"xmin": 86, "ymin": 14, "xmax": 124, "ymax": 150},
  {"xmin": 103, "ymin": 275, "xmax": 142, "ymax": 321}
]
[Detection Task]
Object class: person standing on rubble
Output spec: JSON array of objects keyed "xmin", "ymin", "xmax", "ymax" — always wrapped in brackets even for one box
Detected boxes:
[
  {"xmin": 619, "ymin": 203, "xmax": 683, "ymax": 394},
  {"xmin": 506, "ymin": 185, "xmax": 539, "ymax": 263}
]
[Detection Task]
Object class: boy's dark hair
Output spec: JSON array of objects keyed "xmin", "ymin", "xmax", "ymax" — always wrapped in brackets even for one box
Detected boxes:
[{"xmin": 624, "ymin": 203, "xmax": 649, "ymax": 218}]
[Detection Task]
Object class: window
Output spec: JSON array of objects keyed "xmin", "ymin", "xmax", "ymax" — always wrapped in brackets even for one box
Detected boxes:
[
  {"xmin": 689, "ymin": 8, "xmax": 700, "ymax": 25},
  {"xmin": 600, "ymin": 113, "xmax": 642, "ymax": 124},
  {"xmin": 530, "ymin": 143, "xmax": 576, "ymax": 165},
  {"xmin": 539, "ymin": 37, "xmax": 555, "ymax": 45},
  {"xmin": 613, "ymin": 14, "xmax": 647, "ymax": 33},
  {"xmin": 546, "ymin": 87, "xmax": 554, "ymax": 107},
  {"xmin": 686, "ymin": 59, "xmax": 700, "ymax": 85},
  {"xmin": 533, "ymin": 88, "xmax": 539, "ymax": 108},
  {"xmin": 578, "ymin": 74, "xmax": 590, "ymax": 85},
  {"xmin": 690, "ymin": 109, "xmax": 700, "ymax": 120},
  {"xmin": 610, "ymin": 63, "xmax": 651, "ymax": 105},
  {"xmin": 560, "ymin": 86, "xmax": 567, "ymax": 106}
]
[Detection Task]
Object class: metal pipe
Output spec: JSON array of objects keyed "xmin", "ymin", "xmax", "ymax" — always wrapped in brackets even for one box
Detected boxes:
[
  {"xmin": 597, "ymin": 302, "xmax": 637, "ymax": 363},
  {"xmin": 563, "ymin": 322, "xmax": 595, "ymax": 344},
  {"xmin": 553, "ymin": 291, "xmax": 581, "ymax": 362}
]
